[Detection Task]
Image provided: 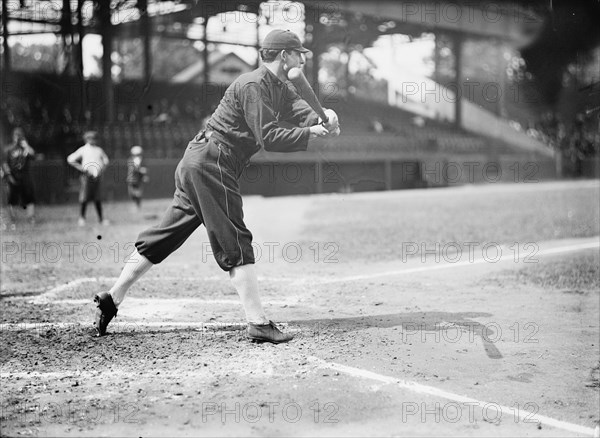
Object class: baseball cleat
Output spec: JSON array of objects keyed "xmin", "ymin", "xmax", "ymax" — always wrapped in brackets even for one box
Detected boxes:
[
  {"xmin": 94, "ymin": 292, "xmax": 118, "ymax": 337},
  {"xmin": 247, "ymin": 320, "xmax": 294, "ymax": 344}
]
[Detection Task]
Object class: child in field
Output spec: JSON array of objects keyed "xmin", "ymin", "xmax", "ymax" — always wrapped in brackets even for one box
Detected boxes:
[
  {"xmin": 67, "ymin": 131, "xmax": 110, "ymax": 226},
  {"xmin": 126, "ymin": 145, "xmax": 149, "ymax": 212},
  {"xmin": 1, "ymin": 127, "xmax": 36, "ymax": 228}
]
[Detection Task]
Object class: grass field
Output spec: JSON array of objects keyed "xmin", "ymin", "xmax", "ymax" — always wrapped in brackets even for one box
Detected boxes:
[{"xmin": 1, "ymin": 180, "xmax": 599, "ymax": 437}]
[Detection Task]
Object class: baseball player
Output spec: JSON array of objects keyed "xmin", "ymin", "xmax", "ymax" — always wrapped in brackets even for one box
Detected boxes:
[
  {"xmin": 126, "ymin": 145, "xmax": 149, "ymax": 212},
  {"xmin": 1, "ymin": 127, "xmax": 36, "ymax": 227},
  {"xmin": 67, "ymin": 131, "xmax": 110, "ymax": 226},
  {"xmin": 92, "ymin": 29, "xmax": 340, "ymax": 343}
]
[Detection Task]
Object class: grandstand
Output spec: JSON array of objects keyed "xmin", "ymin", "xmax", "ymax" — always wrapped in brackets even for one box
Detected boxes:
[
  {"xmin": 311, "ymin": 96, "xmax": 520, "ymax": 158},
  {"xmin": 2, "ymin": 1, "xmax": 596, "ymax": 203},
  {"xmin": 6, "ymin": 79, "xmax": 524, "ymax": 161},
  {"xmin": 6, "ymin": 76, "xmax": 558, "ymax": 203}
]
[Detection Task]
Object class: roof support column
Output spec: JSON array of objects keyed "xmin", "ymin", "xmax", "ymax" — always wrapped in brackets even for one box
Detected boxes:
[
  {"xmin": 255, "ymin": 13, "xmax": 260, "ymax": 69},
  {"xmin": 139, "ymin": 0, "xmax": 152, "ymax": 86},
  {"xmin": 304, "ymin": 4, "xmax": 322, "ymax": 93},
  {"xmin": 202, "ymin": 13, "xmax": 209, "ymax": 86},
  {"xmin": 453, "ymin": 32, "xmax": 463, "ymax": 128},
  {"xmin": 2, "ymin": 0, "xmax": 10, "ymax": 73},
  {"xmin": 98, "ymin": 0, "xmax": 115, "ymax": 121},
  {"xmin": 75, "ymin": 0, "xmax": 84, "ymax": 77}
]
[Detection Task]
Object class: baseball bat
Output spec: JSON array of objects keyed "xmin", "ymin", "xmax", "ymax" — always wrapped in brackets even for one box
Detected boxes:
[{"xmin": 287, "ymin": 67, "xmax": 329, "ymax": 124}]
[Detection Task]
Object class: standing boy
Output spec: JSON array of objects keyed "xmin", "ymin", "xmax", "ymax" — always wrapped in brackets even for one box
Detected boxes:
[
  {"xmin": 92, "ymin": 29, "xmax": 340, "ymax": 343},
  {"xmin": 126, "ymin": 145, "xmax": 149, "ymax": 212},
  {"xmin": 67, "ymin": 131, "xmax": 110, "ymax": 226}
]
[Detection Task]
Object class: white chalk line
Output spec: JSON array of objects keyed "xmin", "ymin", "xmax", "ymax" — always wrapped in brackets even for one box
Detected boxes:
[
  {"xmin": 39, "ymin": 297, "xmax": 298, "ymax": 306},
  {"xmin": 12, "ymin": 238, "xmax": 600, "ymax": 303},
  {"xmin": 0, "ymin": 369, "xmax": 215, "ymax": 380},
  {"xmin": 311, "ymin": 358, "xmax": 598, "ymax": 437},
  {"xmin": 0, "ymin": 346, "xmax": 595, "ymax": 436},
  {"xmin": 311, "ymin": 240, "xmax": 600, "ymax": 285},
  {"xmin": 0, "ymin": 321, "xmax": 300, "ymax": 332},
  {"xmin": 27, "ymin": 275, "xmax": 298, "ymax": 304}
]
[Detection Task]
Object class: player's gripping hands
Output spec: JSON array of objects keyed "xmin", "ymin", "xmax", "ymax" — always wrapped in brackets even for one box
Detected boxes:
[
  {"xmin": 311, "ymin": 109, "xmax": 340, "ymax": 139},
  {"xmin": 18, "ymin": 139, "xmax": 35, "ymax": 157},
  {"xmin": 310, "ymin": 124, "xmax": 330, "ymax": 138},
  {"xmin": 322, "ymin": 108, "xmax": 341, "ymax": 138}
]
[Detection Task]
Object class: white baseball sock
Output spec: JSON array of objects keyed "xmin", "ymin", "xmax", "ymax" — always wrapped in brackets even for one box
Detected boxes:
[
  {"xmin": 109, "ymin": 250, "xmax": 153, "ymax": 306},
  {"xmin": 229, "ymin": 264, "xmax": 269, "ymax": 324}
]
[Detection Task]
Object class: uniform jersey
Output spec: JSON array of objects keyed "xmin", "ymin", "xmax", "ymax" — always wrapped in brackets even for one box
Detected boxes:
[
  {"xmin": 135, "ymin": 64, "xmax": 319, "ymax": 272},
  {"xmin": 206, "ymin": 65, "xmax": 318, "ymax": 166}
]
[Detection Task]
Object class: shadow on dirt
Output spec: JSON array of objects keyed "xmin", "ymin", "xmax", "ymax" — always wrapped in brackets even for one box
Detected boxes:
[{"xmin": 291, "ymin": 311, "xmax": 503, "ymax": 359}]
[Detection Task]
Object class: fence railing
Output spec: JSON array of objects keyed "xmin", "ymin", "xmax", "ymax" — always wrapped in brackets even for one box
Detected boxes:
[{"xmin": 15, "ymin": 153, "xmax": 578, "ymax": 204}]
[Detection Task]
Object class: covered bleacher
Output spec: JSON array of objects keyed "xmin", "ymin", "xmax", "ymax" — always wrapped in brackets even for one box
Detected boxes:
[{"xmin": 1, "ymin": 0, "xmax": 574, "ymax": 202}]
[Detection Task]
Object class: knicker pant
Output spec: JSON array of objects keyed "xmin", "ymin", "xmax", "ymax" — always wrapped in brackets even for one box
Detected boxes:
[
  {"xmin": 135, "ymin": 139, "xmax": 254, "ymax": 271},
  {"xmin": 7, "ymin": 177, "xmax": 35, "ymax": 207}
]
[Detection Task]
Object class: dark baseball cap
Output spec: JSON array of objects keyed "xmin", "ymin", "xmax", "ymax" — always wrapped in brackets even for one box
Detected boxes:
[{"xmin": 261, "ymin": 29, "xmax": 309, "ymax": 53}]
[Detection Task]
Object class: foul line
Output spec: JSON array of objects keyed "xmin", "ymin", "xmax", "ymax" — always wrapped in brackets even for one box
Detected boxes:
[
  {"xmin": 312, "ymin": 240, "xmax": 600, "ymax": 285},
  {"xmin": 1, "ymin": 346, "xmax": 595, "ymax": 436},
  {"xmin": 0, "ymin": 321, "xmax": 299, "ymax": 332},
  {"xmin": 39, "ymin": 297, "xmax": 295, "ymax": 306},
  {"xmin": 312, "ymin": 358, "xmax": 598, "ymax": 437},
  {"xmin": 29, "ymin": 275, "xmax": 295, "ymax": 304},
  {"xmin": 13, "ymin": 239, "xmax": 600, "ymax": 302}
]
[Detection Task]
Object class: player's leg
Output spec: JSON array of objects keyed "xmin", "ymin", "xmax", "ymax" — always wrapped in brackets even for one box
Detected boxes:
[
  {"xmin": 187, "ymin": 140, "xmax": 292, "ymax": 342},
  {"xmin": 94, "ymin": 201, "xmax": 103, "ymax": 223},
  {"xmin": 25, "ymin": 204, "xmax": 35, "ymax": 225},
  {"xmin": 79, "ymin": 202, "xmax": 87, "ymax": 225},
  {"xmin": 133, "ymin": 188, "xmax": 142, "ymax": 211},
  {"xmin": 106, "ymin": 249, "xmax": 153, "ymax": 307},
  {"xmin": 128, "ymin": 185, "xmax": 142, "ymax": 212},
  {"xmin": 6, "ymin": 183, "xmax": 18, "ymax": 225},
  {"xmin": 78, "ymin": 175, "xmax": 88, "ymax": 225},
  {"xmin": 94, "ymin": 161, "xmax": 202, "ymax": 336},
  {"xmin": 229, "ymin": 264, "xmax": 268, "ymax": 324},
  {"xmin": 91, "ymin": 178, "xmax": 108, "ymax": 225},
  {"xmin": 109, "ymin": 199, "xmax": 201, "ymax": 307},
  {"xmin": 22, "ymin": 177, "xmax": 35, "ymax": 224}
]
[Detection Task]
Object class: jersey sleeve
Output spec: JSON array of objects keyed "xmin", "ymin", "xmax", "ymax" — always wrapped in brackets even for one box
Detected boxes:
[
  {"xmin": 280, "ymin": 82, "xmax": 319, "ymax": 128},
  {"xmin": 67, "ymin": 147, "xmax": 83, "ymax": 165},
  {"xmin": 240, "ymin": 81, "xmax": 311, "ymax": 153}
]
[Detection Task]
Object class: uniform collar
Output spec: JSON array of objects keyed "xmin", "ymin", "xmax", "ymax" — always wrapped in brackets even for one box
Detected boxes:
[{"xmin": 261, "ymin": 64, "xmax": 285, "ymax": 85}]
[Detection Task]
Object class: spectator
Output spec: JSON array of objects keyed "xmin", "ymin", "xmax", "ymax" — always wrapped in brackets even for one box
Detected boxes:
[
  {"xmin": 67, "ymin": 131, "xmax": 110, "ymax": 226},
  {"xmin": 1, "ymin": 127, "xmax": 36, "ymax": 228},
  {"xmin": 126, "ymin": 145, "xmax": 149, "ymax": 213}
]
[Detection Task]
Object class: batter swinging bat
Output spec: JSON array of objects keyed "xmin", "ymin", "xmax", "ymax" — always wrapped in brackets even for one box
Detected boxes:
[{"xmin": 287, "ymin": 67, "xmax": 329, "ymax": 124}]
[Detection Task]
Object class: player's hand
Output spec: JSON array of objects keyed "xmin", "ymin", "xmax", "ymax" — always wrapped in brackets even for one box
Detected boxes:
[
  {"xmin": 322, "ymin": 109, "xmax": 339, "ymax": 131},
  {"xmin": 324, "ymin": 125, "xmax": 341, "ymax": 138},
  {"xmin": 309, "ymin": 125, "xmax": 330, "ymax": 138},
  {"xmin": 22, "ymin": 142, "xmax": 35, "ymax": 156}
]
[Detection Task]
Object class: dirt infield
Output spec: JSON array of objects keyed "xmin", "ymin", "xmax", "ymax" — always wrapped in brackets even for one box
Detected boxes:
[{"xmin": 1, "ymin": 180, "xmax": 599, "ymax": 436}]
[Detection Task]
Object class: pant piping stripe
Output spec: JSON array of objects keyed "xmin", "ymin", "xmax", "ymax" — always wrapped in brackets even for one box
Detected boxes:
[{"xmin": 217, "ymin": 147, "xmax": 244, "ymax": 265}]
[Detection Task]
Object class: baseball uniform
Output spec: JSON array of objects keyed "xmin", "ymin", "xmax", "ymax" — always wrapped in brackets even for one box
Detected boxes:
[{"xmin": 134, "ymin": 65, "xmax": 319, "ymax": 271}]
